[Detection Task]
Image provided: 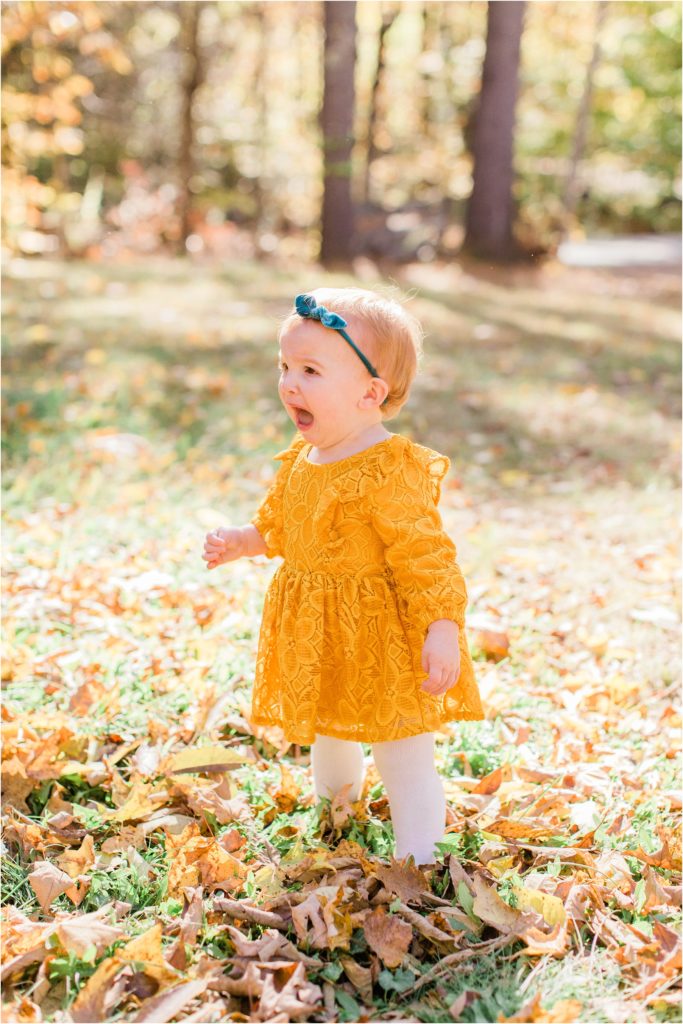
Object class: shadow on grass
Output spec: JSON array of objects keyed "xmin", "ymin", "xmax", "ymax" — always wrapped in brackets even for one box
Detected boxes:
[{"xmin": 3, "ymin": 258, "xmax": 680, "ymax": 495}]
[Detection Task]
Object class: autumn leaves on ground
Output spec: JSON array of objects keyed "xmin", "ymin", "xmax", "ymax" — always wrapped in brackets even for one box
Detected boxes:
[{"xmin": 2, "ymin": 256, "xmax": 681, "ymax": 1024}]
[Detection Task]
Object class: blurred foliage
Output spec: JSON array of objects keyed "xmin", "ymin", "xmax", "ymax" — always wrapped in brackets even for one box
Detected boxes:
[{"xmin": 1, "ymin": 0, "xmax": 680, "ymax": 262}]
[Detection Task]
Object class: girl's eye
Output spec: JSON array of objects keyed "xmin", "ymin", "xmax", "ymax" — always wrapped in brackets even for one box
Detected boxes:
[{"xmin": 304, "ymin": 367, "xmax": 317, "ymax": 375}]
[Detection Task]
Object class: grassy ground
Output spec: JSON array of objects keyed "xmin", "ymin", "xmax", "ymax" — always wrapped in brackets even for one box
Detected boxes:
[{"xmin": 2, "ymin": 253, "xmax": 681, "ymax": 1023}]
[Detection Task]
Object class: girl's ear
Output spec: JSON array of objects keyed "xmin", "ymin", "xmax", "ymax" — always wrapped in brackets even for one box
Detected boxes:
[{"xmin": 361, "ymin": 376, "xmax": 389, "ymax": 409}]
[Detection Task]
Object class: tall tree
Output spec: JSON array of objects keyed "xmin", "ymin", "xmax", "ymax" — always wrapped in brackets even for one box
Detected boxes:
[
  {"xmin": 362, "ymin": 3, "xmax": 398, "ymax": 204},
  {"xmin": 463, "ymin": 1, "xmax": 525, "ymax": 261},
  {"xmin": 320, "ymin": 0, "xmax": 357, "ymax": 265},
  {"xmin": 563, "ymin": 0, "xmax": 608, "ymax": 230},
  {"xmin": 177, "ymin": 1, "xmax": 205, "ymax": 254}
]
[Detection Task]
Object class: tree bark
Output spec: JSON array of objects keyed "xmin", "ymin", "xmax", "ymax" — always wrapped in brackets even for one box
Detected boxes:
[
  {"xmin": 463, "ymin": 0, "xmax": 525, "ymax": 261},
  {"xmin": 320, "ymin": 0, "xmax": 357, "ymax": 265},
  {"xmin": 177, "ymin": 1, "xmax": 204, "ymax": 254},
  {"xmin": 362, "ymin": 3, "xmax": 398, "ymax": 204},
  {"xmin": 563, "ymin": 0, "xmax": 608, "ymax": 229}
]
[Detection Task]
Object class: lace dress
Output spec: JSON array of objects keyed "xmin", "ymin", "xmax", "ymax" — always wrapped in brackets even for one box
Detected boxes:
[{"xmin": 249, "ymin": 432, "xmax": 485, "ymax": 745}]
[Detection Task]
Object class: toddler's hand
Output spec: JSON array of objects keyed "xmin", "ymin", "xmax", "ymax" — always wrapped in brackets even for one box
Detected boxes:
[
  {"xmin": 202, "ymin": 527, "xmax": 245, "ymax": 569},
  {"xmin": 421, "ymin": 620, "xmax": 461, "ymax": 696}
]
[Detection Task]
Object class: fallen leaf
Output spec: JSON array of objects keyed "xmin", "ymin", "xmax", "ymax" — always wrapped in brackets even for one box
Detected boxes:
[
  {"xmin": 160, "ymin": 745, "xmax": 247, "ymax": 775},
  {"xmin": 363, "ymin": 907, "xmax": 412, "ymax": 968},
  {"xmin": 56, "ymin": 834, "xmax": 96, "ymax": 879},
  {"xmin": 373, "ymin": 858, "xmax": 430, "ymax": 903},
  {"xmin": 132, "ymin": 977, "xmax": 211, "ymax": 1023},
  {"xmin": 27, "ymin": 861, "xmax": 82, "ymax": 913},
  {"xmin": 339, "ymin": 953, "xmax": 374, "ymax": 1003},
  {"xmin": 511, "ymin": 885, "xmax": 567, "ymax": 927},
  {"xmin": 53, "ymin": 908, "xmax": 125, "ymax": 959},
  {"xmin": 70, "ymin": 922, "xmax": 182, "ymax": 1023},
  {"xmin": 498, "ymin": 992, "xmax": 582, "ymax": 1021}
]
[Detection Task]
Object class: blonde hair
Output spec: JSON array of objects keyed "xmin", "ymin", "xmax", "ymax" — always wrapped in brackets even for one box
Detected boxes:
[{"xmin": 278, "ymin": 287, "xmax": 424, "ymax": 420}]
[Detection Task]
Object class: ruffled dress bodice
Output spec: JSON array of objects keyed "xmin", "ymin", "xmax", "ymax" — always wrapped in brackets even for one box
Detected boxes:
[{"xmin": 249, "ymin": 432, "xmax": 484, "ymax": 744}]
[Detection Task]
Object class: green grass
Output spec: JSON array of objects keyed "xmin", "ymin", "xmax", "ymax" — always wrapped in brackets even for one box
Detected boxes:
[{"xmin": 2, "ymin": 255, "xmax": 680, "ymax": 1022}]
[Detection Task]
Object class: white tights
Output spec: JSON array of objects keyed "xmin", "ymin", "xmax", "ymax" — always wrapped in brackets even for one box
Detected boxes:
[{"xmin": 311, "ymin": 732, "xmax": 446, "ymax": 865}]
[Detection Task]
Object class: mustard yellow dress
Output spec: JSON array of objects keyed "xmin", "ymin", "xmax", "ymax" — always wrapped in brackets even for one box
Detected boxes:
[{"xmin": 249, "ymin": 432, "xmax": 485, "ymax": 745}]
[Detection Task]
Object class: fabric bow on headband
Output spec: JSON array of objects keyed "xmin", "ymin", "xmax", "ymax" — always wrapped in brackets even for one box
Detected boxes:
[{"xmin": 294, "ymin": 294, "xmax": 386, "ymax": 406}]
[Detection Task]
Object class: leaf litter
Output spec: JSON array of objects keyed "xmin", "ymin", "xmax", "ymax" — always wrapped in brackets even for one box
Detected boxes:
[{"xmin": 2, "ymin": 257, "xmax": 681, "ymax": 1022}]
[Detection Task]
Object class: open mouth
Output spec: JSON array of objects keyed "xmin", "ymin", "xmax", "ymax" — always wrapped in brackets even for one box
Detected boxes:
[{"xmin": 292, "ymin": 406, "xmax": 314, "ymax": 429}]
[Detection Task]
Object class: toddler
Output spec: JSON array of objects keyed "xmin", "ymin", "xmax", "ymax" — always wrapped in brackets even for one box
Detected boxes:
[{"xmin": 202, "ymin": 288, "xmax": 484, "ymax": 865}]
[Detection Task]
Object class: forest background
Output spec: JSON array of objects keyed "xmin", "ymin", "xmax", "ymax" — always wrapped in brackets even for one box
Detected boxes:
[
  {"xmin": 1, "ymin": 0, "xmax": 681, "ymax": 263},
  {"xmin": 1, "ymin": 3, "xmax": 682, "ymax": 1024}
]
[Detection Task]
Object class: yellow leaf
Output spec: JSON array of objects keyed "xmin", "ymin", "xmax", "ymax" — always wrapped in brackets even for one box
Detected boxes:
[
  {"xmin": 106, "ymin": 781, "xmax": 169, "ymax": 823},
  {"xmin": 161, "ymin": 745, "xmax": 247, "ymax": 775},
  {"xmin": 485, "ymin": 856, "xmax": 516, "ymax": 878},
  {"xmin": 56, "ymin": 835, "xmax": 96, "ymax": 879},
  {"xmin": 70, "ymin": 923, "xmax": 181, "ymax": 1022},
  {"xmin": 512, "ymin": 885, "xmax": 567, "ymax": 926}
]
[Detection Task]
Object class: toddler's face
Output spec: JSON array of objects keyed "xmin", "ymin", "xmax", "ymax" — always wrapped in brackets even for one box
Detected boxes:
[{"xmin": 278, "ymin": 319, "xmax": 384, "ymax": 443}]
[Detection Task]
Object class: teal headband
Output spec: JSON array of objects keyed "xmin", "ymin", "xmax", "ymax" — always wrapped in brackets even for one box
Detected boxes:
[{"xmin": 294, "ymin": 293, "xmax": 388, "ymax": 407}]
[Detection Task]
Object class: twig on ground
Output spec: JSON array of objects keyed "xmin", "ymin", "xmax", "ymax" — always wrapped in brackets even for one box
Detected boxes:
[{"xmin": 212, "ymin": 896, "xmax": 290, "ymax": 931}]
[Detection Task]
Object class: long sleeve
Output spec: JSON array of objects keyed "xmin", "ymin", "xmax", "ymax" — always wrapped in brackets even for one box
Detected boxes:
[
  {"xmin": 370, "ymin": 445, "xmax": 468, "ymax": 637},
  {"xmin": 249, "ymin": 433, "xmax": 307, "ymax": 559}
]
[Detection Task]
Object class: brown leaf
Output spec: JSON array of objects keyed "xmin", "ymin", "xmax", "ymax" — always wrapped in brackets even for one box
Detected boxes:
[
  {"xmin": 274, "ymin": 762, "xmax": 301, "ymax": 813},
  {"xmin": 165, "ymin": 825, "xmax": 247, "ymax": 898},
  {"xmin": 363, "ymin": 907, "xmax": 412, "ymax": 968},
  {"xmin": 224, "ymin": 925, "xmax": 319, "ymax": 967},
  {"xmin": 1, "ymin": 905, "xmax": 53, "ymax": 960},
  {"xmin": 70, "ymin": 922, "xmax": 182, "ymax": 1023},
  {"xmin": 256, "ymin": 960, "xmax": 323, "ymax": 1022},
  {"xmin": 132, "ymin": 977, "xmax": 210, "ymax": 1023},
  {"xmin": 473, "ymin": 628, "xmax": 509, "ymax": 660},
  {"xmin": 622, "ymin": 825, "xmax": 682, "ymax": 872},
  {"xmin": 518, "ymin": 921, "xmax": 569, "ymax": 957},
  {"xmin": 167, "ymin": 885, "xmax": 204, "ymax": 969},
  {"xmin": 290, "ymin": 887, "xmax": 353, "ymax": 951},
  {"xmin": 27, "ymin": 860, "xmax": 80, "ymax": 913},
  {"xmin": 473, "ymin": 766, "xmax": 506, "ymax": 795},
  {"xmin": 53, "ymin": 908, "xmax": 125, "ymax": 959},
  {"xmin": 330, "ymin": 782, "xmax": 356, "ymax": 829},
  {"xmin": 101, "ymin": 824, "xmax": 148, "ymax": 853},
  {"xmin": 448, "ymin": 855, "xmax": 476, "ymax": 895},
  {"xmin": 373, "ymin": 858, "xmax": 429, "ymax": 903},
  {"xmin": 484, "ymin": 818, "xmax": 558, "ymax": 842},
  {"xmin": 471, "ymin": 872, "xmax": 522, "ymax": 932},
  {"xmin": 339, "ymin": 953, "xmax": 373, "ymax": 1004},
  {"xmin": 1, "ymin": 948, "xmax": 49, "ymax": 985},
  {"xmin": 56, "ymin": 834, "xmax": 96, "ymax": 879},
  {"xmin": 69, "ymin": 950, "xmax": 126, "ymax": 1023},
  {"xmin": 170, "ymin": 775, "xmax": 251, "ymax": 825}
]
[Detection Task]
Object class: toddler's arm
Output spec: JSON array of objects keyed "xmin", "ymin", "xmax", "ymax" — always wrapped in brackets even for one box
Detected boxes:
[{"xmin": 202, "ymin": 524, "xmax": 267, "ymax": 569}]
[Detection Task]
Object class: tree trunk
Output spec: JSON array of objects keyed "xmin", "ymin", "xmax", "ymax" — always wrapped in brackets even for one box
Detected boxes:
[
  {"xmin": 563, "ymin": 0, "xmax": 608, "ymax": 230},
  {"xmin": 252, "ymin": 2, "xmax": 269, "ymax": 233},
  {"xmin": 320, "ymin": 0, "xmax": 357, "ymax": 265},
  {"xmin": 463, "ymin": 0, "xmax": 525, "ymax": 261},
  {"xmin": 362, "ymin": 3, "xmax": 398, "ymax": 204},
  {"xmin": 177, "ymin": 1, "xmax": 204, "ymax": 254}
]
